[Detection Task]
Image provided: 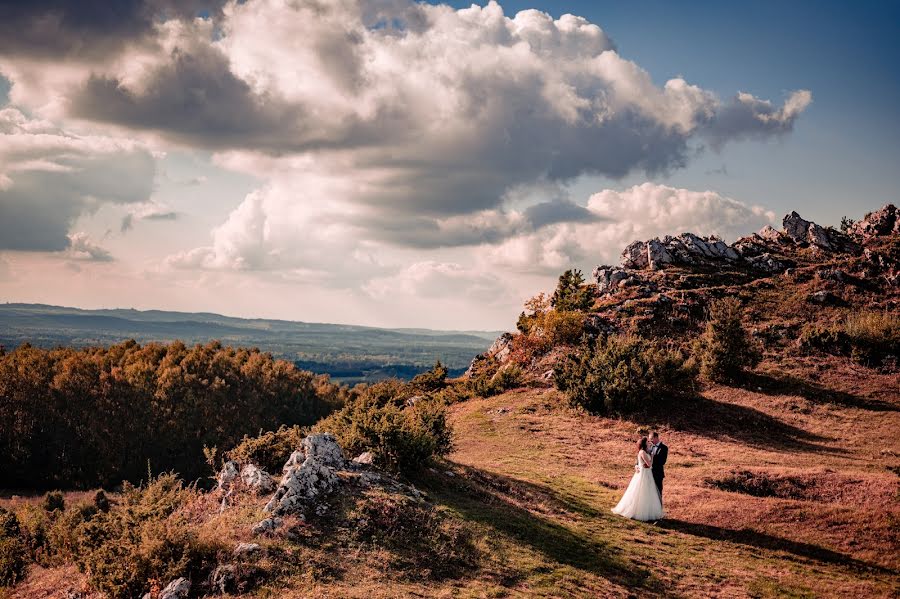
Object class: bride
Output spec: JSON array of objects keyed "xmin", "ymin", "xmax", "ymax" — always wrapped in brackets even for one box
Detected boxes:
[{"xmin": 611, "ymin": 436, "xmax": 665, "ymax": 521}]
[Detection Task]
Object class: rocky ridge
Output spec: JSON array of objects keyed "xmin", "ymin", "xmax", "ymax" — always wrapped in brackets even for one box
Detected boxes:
[{"xmin": 469, "ymin": 204, "xmax": 899, "ymax": 374}]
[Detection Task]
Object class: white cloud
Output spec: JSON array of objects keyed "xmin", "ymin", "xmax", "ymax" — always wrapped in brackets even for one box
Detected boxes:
[
  {"xmin": 0, "ymin": 107, "xmax": 156, "ymax": 251},
  {"xmin": 484, "ymin": 183, "xmax": 776, "ymax": 273},
  {"xmin": 65, "ymin": 232, "xmax": 114, "ymax": 262},
  {"xmin": 364, "ymin": 261, "xmax": 507, "ymax": 303}
]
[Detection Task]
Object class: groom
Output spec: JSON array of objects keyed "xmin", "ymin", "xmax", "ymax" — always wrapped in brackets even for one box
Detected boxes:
[{"xmin": 649, "ymin": 431, "xmax": 668, "ymax": 501}]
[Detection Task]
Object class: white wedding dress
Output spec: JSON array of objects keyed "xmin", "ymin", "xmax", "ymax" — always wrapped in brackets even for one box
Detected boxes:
[{"xmin": 611, "ymin": 449, "xmax": 664, "ymax": 521}]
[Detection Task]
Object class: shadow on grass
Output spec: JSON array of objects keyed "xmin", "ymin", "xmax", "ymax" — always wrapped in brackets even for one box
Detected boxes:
[
  {"xmin": 659, "ymin": 519, "xmax": 896, "ymax": 575},
  {"xmin": 749, "ymin": 371, "xmax": 899, "ymax": 412},
  {"xmin": 416, "ymin": 463, "xmax": 662, "ymax": 592},
  {"xmin": 650, "ymin": 394, "xmax": 845, "ymax": 454}
]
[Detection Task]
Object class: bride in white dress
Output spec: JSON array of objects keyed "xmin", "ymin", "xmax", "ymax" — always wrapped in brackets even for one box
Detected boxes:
[{"xmin": 611, "ymin": 436, "xmax": 665, "ymax": 521}]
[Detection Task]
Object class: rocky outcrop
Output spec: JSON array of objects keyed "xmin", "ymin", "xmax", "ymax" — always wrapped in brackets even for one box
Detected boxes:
[
  {"xmin": 241, "ymin": 464, "xmax": 276, "ymax": 494},
  {"xmin": 620, "ymin": 233, "xmax": 740, "ymax": 271},
  {"xmin": 143, "ymin": 578, "xmax": 190, "ymax": 599},
  {"xmin": 264, "ymin": 433, "xmax": 344, "ymax": 517},
  {"xmin": 465, "ymin": 332, "xmax": 514, "ymax": 376},
  {"xmin": 849, "ymin": 204, "xmax": 899, "ymax": 238}
]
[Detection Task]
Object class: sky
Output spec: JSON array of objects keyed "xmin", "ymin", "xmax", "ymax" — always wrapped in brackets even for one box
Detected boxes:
[{"xmin": 0, "ymin": 0, "xmax": 897, "ymax": 330}]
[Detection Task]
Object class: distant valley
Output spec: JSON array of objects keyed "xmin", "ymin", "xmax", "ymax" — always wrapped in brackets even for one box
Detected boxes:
[{"xmin": 0, "ymin": 303, "xmax": 499, "ymax": 383}]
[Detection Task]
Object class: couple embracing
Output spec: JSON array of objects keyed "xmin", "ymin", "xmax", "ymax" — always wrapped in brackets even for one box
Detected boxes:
[{"xmin": 611, "ymin": 431, "xmax": 667, "ymax": 522}]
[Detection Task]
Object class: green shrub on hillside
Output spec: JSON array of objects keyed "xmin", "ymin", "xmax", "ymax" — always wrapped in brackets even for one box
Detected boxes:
[
  {"xmin": 314, "ymin": 380, "xmax": 452, "ymax": 472},
  {"xmin": 76, "ymin": 474, "xmax": 222, "ymax": 599},
  {"xmin": 470, "ymin": 364, "xmax": 523, "ymax": 398},
  {"xmin": 843, "ymin": 311, "xmax": 900, "ymax": 369},
  {"xmin": 555, "ymin": 335, "xmax": 696, "ymax": 415},
  {"xmin": 409, "ymin": 360, "xmax": 450, "ymax": 392},
  {"xmin": 0, "ymin": 508, "xmax": 28, "ymax": 586},
  {"xmin": 550, "ymin": 269, "xmax": 595, "ymax": 312},
  {"xmin": 226, "ymin": 425, "xmax": 308, "ymax": 473},
  {"xmin": 692, "ymin": 298, "xmax": 761, "ymax": 383}
]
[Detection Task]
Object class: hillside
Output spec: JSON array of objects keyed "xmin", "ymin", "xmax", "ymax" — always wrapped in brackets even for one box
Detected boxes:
[
  {"xmin": 1, "ymin": 205, "xmax": 897, "ymax": 598},
  {"xmin": 0, "ymin": 304, "xmax": 498, "ymax": 382}
]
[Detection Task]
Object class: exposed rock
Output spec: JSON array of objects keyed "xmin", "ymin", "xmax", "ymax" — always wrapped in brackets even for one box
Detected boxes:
[
  {"xmin": 217, "ymin": 461, "xmax": 240, "ymax": 491},
  {"xmin": 647, "ymin": 238, "xmax": 673, "ymax": 270},
  {"xmin": 782, "ymin": 211, "xmax": 848, "ymax": 250},
  {"xmin": 240, "ymin": 464, "xmax": 276, "ymax": 494},
  {"xmin": 621, "ymin": 240, "xmax": 649, "ymax": 269},
  {"xmin": 210, "ymin": 564, "xmax": 263, "ymax": 594},
  {"xmin": 234, "ymin": 542, "xmax": 262, "ymax": 560},
  {"xmin": 850, "ymin": 204, "xmax": 899, "ymax": 238},
  {"xmin": 405, "ymin": 394, "xmax": 425, "ymax": 407},
  {"xmin": 757, "ymin": 224, "xmax": 783, "ymax": 242},
  {"xmin": 489, "ymin": 332, "xmax": 514, "ymax": 362},
  {"xmin": 593, "ymin": 265, "xmax": 630, "ymax": 294},
  {"xmin": 251, "ymin": 516, "xmax": 283, "ymax": 535},
  {"xmin": 302, "ymin": 433, "xmax": 345, "ymax": 468},
  {"xmin": 352, "ymin": 451, "xmax": 374, "ymax": 465},
  {"xmin": 154, "ymin": 578, "xmax": 190, "ymax": 599},
  {"xmin": 264, "ymin": 441, "xmax": 341, "ymax": 516},
  {"xmin": 745, "ymin": 253, "xmax": 790, "ymax": 273},
  {"xmin": 807, "ymin": 290, "xmax": 843, "ymax": 305}
]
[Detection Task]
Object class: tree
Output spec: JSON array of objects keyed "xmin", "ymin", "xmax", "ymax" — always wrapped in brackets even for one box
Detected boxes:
[
  {"xmin": 550, "ymin": 269, "xmax": 594, "ymax": 312},
  {"xmin": 692, "ymin": 298, "xmax": 761, "ymax": 383}
]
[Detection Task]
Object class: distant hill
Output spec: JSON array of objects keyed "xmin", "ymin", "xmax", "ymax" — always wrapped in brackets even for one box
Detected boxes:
[{"xmin": 0, "ymin": 303, "xmax": 499, "ymax": 383}]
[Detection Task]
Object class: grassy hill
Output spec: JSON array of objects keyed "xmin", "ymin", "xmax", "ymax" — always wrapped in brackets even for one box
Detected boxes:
[{"xmin": 0, "ymin": 303, "xmax": 498, "ymax": 382}]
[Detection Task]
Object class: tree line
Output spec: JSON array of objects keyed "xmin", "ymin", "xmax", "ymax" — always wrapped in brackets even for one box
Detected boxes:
[{"xmin": 0, "ymin": 340, "xmax": 346, "ymax": 490}]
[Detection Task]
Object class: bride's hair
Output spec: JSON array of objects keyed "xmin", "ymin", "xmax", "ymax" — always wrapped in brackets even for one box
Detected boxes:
[{"xmin": 637, "ymin": 436, "xmax": 648, "ymax": 452}]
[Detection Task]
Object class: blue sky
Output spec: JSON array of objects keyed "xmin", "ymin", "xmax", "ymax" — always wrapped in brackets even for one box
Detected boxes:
[
  {"xmin": 441, "ymin": 0, "xmax": 900, "ymax": 225},
  {"xmin": 0, "ymin": 1, "xmax": 897, "ymax": 328}
]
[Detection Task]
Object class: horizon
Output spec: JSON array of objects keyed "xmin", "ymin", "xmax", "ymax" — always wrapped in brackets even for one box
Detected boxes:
[{"xmin": 1, "ymin": 0, "xmax": 897, "ymax": 330}]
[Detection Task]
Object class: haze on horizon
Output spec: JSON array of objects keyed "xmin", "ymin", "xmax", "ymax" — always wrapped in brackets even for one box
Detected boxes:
[{"xmin": 1, "ymin": 0, "xmax": 897, "ymax": 330}]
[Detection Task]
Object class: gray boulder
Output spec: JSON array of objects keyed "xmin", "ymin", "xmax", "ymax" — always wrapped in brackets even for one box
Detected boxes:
[
  {"xmin": 264, "ymin": 446, "xmax": 341, "ymax": 516},
  {"xmin": 234, "ymin": 542, "xmax": 262, "ymax": 560},
  {"xmin": 251, "ymin": 516, "xmax": 283, "ymax": 535},
  {"xmin": 217, "ymin": 461, "xmax": 240, "ymax": 491},
  {"xmin": 151, "ymin": 578, "xmax": 190, "ymax": 599},
  {"xmin": 302, "ymin": 433, "xmax": 345, "ymax": 468},
  {"xmin": 240, "ymin": 464, "xmax": 276, "ymax": 494}
]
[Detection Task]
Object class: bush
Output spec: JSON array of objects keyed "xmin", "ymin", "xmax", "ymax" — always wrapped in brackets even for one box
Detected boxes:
[
  {"xmin": 42, "ymin": 491, "xmax": 65, "ymax": 513},
  {"xmin": 706, "ymin": 470, "xmax": 813, "ymax": 500},
  {"xmin": 76, "ymin": 474, "xmax": 222, "ymax": 599},
  {"xmin": 555, "ymin": 335, "xmax": 696, "ymax": 415},
  {"xmin": 314, "ymin": 382, "xmax": 453, "ymax": 473},
  {"xmin": 0, "ymin": 508, "xmax": 27, "ymax": 586},
  {"xmin": 470, "ymin": 365, "xmax": 523, "ymax": 398},
  {"xmin": 349, "ymin": 490, "xmax": 478, "ymax": 579},
  {"xmin": 226, "ymin": 425, "xmax": 309, "ymax": 473},
  {"xmin": 692, "ymin": 298, "xmax": 761, "ymax": 383},
  {"xmin": 843, "ymin": 311, "xmax": 900, "ymax": 370},
  {"xmin": 550, "ymin": 269, "xmax": 594, "ymax": 312},
  {"xmin": 409, "ymin": 361, "xmax": 449, "ymax": 392}
]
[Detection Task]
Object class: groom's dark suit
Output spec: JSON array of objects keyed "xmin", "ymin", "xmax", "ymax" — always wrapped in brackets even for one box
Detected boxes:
[{"xmin": 651, "ymin": 442, "xmax": 668, "ymax": 497}]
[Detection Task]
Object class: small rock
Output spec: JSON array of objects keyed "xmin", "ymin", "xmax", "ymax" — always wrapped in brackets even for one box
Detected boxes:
[
  {"xmin": 251, "ymin": 516, "xmax": 283, "ymax": 535},
  {"xmin": 241, "ymin": 464, "xmax": 276, "ymax": 494},
  {"xmin": 217, "ymin": 461, "xmax": 240, "ymax": 491},
  {"xmin": 158, "ymin": 578, "xmax": 190, "ymax": 599},
  {"xmin": 302, "ymin": 433, "xmax": 345, "ymax": 468},
  {"xmin": 807, "ymin": 290, "xmax": 842, "ymax": 305},
  {"xmin": 233, "ymin": 542, "xmax": 262, "ymax": 560},
  {"xmin": 352, "ymin": 451, "xmax": 374, "ymax": 465}
]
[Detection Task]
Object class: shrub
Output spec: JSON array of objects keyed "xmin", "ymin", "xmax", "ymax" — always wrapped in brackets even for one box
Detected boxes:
[
  {"xmin": 470, "ymin": 365, "xmax": 523, "ymax": 398},
  {"xmin": 706, "ymin": 470, "xmax": 813, "ymax": 500},
  {"xmin": 226, "ymin": 425, "xmax": 309, "ymax": 473},
  {"xmin": 349, "ymin": 490, "xmax": 478, "ymax": 579},
  {"xmin": 550, "ymin": 269, "xmax": 594, "ymax": 312},
  {"xmin": 76, "ymin": 474, "xmax": 222, "ymax": 599},
  {"xmin": 0, "ymin": 508, "xmax": 27, "ymax": 586},
  {"xmin": 692, "ymin": 298, "xmax": 761, "ymax": 383},
  {"xmin": 409, "ymin": 360, "xmax": 449, "ymax": 392},
  {"xmin": 314, "ymin": 385, "xmax": 453, "ymax": 473},
  {"xmin": 555, "ymin": 335, "xmax": 696, "ymax": 415},
  {"xmin": 507, "ymin": 332, "xmax": 552, "ymax": 365},
  {"xmin": 42, "ymin": 491, "xmax": 65, "ymax": 513},
  {"xmin": 843, "ymin": 311, "xmax": 900, "ymax": 370}
]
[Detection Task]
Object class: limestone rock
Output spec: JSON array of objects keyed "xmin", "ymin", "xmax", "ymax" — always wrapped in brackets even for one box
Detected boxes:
[
  {"xmin": 352, "ymin": 451, "xmax": 374, "ymax": 465},
  {"xmin": 850, "ymin": 204, "xmax": 898, "ymax": 238},
  {"xmin": 251, "ymin": 516, "xmax": 283, "ymax": 535},
  {"xmin": 240, "ymin": 464, "xmax": 276, "ymax": 494},
  {"xmin": 593, "ymin": 265, "xmax": 630, "ymax": 294},
  {"xmin": 488, "ymin": 332, "xmax": 514, "ymax": 362},
  {"xmin": 302, "ymin": 433, "xmax": 345, "ymax": 468},
  {"xmin": 647, "ymin": 239, "xmax": 673, "ymax": 270},
  {"xmin": 234, "ymin": 542, "xmax": 262, "ymax": 559},
  {"xmin": 158, "ymin": 578, "xmax": 190, "ymax": 599},
  {"xmin": 264, "ymin": 448, "xmax": 340, "ymax": 516},
  {"xmin": 808, "ymin": 290, "xmax": 842, "ymax": 305},
  {"xmin": 217, "ymin": 461, "xmax": 240, "ymax": 491},
  {"xmin": 621, "ymin": 240, "xmax": 649, "ymax": 269}
]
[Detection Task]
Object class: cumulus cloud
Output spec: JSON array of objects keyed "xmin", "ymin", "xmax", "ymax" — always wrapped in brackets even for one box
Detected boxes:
[
  {"xmin": 64, "ymin": 232, "xmax": 114, "ymax": 262},
  {"xmin": 363, "ymin": 261, "xmax": 508, "ymax": 303},
  {"xmin": 120, "ymin": 202, "xmax": 178, "ymax": 232},
  {"xmin": 485, "ymin": 183, "xmax": 776, "ymax": 273},
  {"xmin": 0, "ymin": 107, "xmax": 156, "ymax": 251}
]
